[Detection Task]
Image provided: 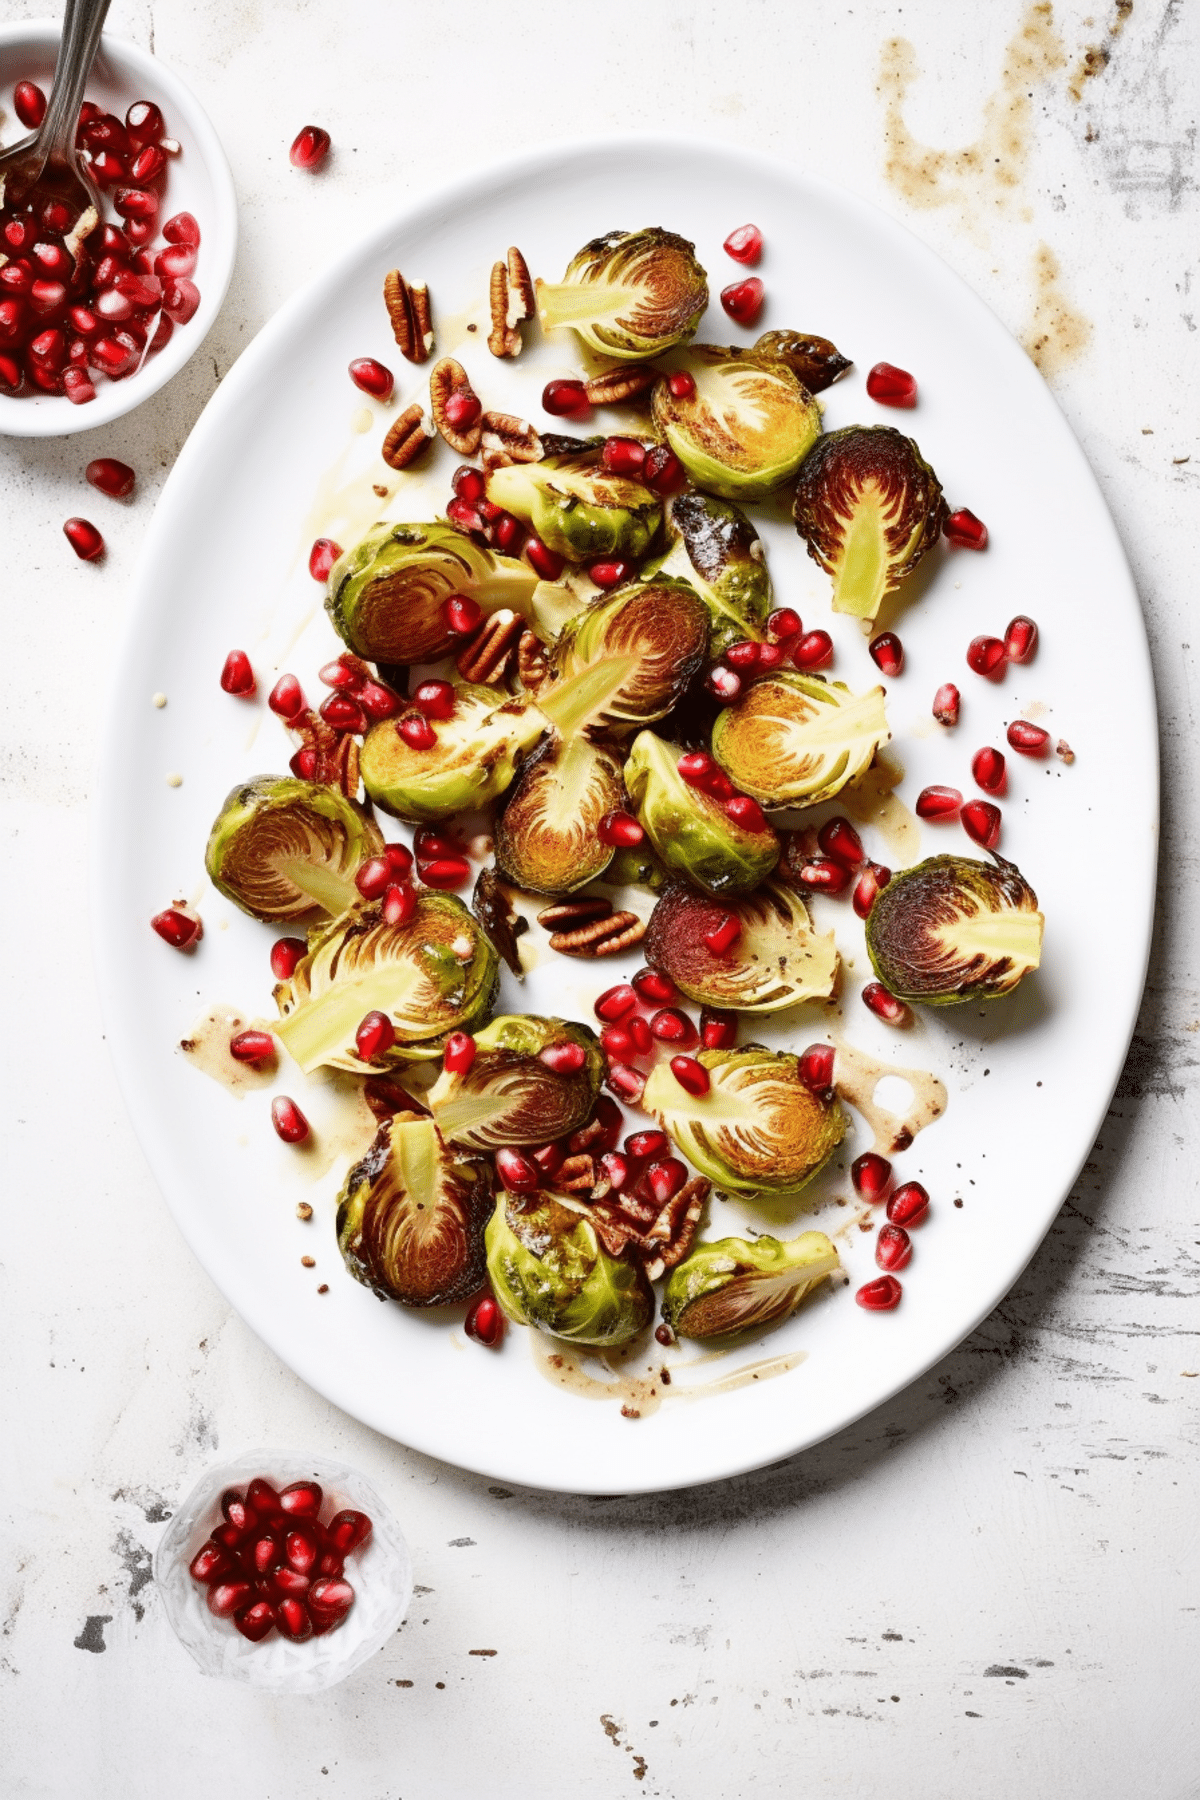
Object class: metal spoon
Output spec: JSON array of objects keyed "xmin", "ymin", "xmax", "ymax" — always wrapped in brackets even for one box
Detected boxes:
[{"xmin": 0, "ymin": 0, "xmax": 113, "ymax": 228}]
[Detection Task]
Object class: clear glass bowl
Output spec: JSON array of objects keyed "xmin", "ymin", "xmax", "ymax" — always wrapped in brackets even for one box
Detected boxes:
[{"xmin": 153, "ymin": 1449, "xmax": 412, "ymax": 1693}]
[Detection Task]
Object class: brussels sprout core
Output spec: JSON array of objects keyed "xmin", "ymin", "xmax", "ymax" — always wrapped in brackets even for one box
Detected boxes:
[
  {"xmin": 494, "ymin": 735, "xmax": 624, "ymax": 895},
  {"xmin": 360, "ymin": 686, "xmax": 546, "ymax": 824},
  {"xmin": 427, "ymin": 1014, "xmax": 603, "ymax": 1149},
  {"xmin": 662, "ymin": 1231, "xmax": 840, "ymax": 1337},
  {"xmin": 205, "ymin": 776, "xmax": 384, "ymax": 923},
  {"xmin": 538, "ymin": 580, "xmax": 709, "ymax": 741},
  {"xmin": 336, "ymin": 1113, "xmax": 494, "ymax": 1306},
  {"xmin": 626, "ymin": 731, "xmax": 780, "ymax": 897},
  {"xmin": 793, "ymin": 426, "xmax": 946, "ymax": 624},
  {"xmin": 865, "ymin": 853, "xmax": 1044, "ymax": 1004},
  {"xmin": 485, "ymin": 454, "xmax": 662, "ymax": 565},
  {"xmin": 485, "ymin": 1191, "xmax": 654, "ymax": 1345},
  {"xmin": 711, "ymin": 673, "xmax": 890, "ymax": 808},
  {"xmin": 651, "ymin": 348, "xmax": 822, "ymax": 501},
  {"xmin": 644, "ymin": 880, "xmax": 837, "ymax": 1011},
  {"xmin": 536, "ymin": 228, "xmax": 709, "ymax": 362}
]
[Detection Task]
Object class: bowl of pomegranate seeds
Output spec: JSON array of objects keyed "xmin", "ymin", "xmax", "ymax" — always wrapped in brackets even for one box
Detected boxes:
[
  {"xmin": 153, "ymin": 1450, "xmax": 412, "ymax": 1691},
  {"xmin": 0, "ymin": 21, "xmax": 236, "ymax": 435}
]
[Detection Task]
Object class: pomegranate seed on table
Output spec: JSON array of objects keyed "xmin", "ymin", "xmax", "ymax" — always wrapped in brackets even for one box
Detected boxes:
[
  {"xmin": 444, "ymin": 390, "xmax": 482, "ymax": 431},
  {"xmin": 588, "ymin": 558, "xmax": 635, "ymax": 590},
  {"xmin": 1004, "ymin": 614, "xmax": 1038, "ymax": 662},
  {"xmin": 420, "ymin": 855, "xmax": 471, "ymax": 889},
  {"xmin": 290, "ymin": 124, "xmax": 331, "ymax": 170},
  {"xmin": 791, "ymin": 629, "xmax": 834, "ymax": 670},
  {"xmin": 414, "ymin": 828, "xmax": 460, "ymax": 863},
  {"xmin": 856, "ymin": 1276, "xmax": 903, "ymax": 1311},
  {"xmin": 853, "ymin": 861, "xmax": 892, "ymax": 919},
  {"xmin": 932, "ymin": 682, "xmax": 960, "ymax": 727},
  {"xmin": 444, "ymin": 593, "xmax": 482, "ymax": 635},
  {"xmin": 725, "ymin": 795, "xmax": 766, "ymax": 832},
  {"xmin": 862, "ymin": 982, "xmax": 912, "ymax": 1026},
  {"xmin": 961, "ymin": 798, "xmax": 1001, "ymax": 849},
  {"xmin": 798, "ymin": 1043, "xmax": 835, "ymax": 1092},
  {"xmin": 348, "ymin": 356, "xmax": 394, "ymax": 401},
  {"xmin": 601, "ymin": 436, "xmax": 646, "ymax": 476},
  {"xmin": 866, "ymin": 362, "xmax": 917, "ymax": 407},
  {"xmin": 381, "ymin": 882, "xmax": 417, "ymax": 925},
  {"xmin": 721, "ymin": 277, "xmax": 764, "ymax": 325},
  {"xmin": 876, "ymin": 1223, "xmax": 913, "ymax": 1272},
  {"xmin": 271, "ymin": 1096, "xmax": 310, "ymax": 1144},
  {"xmin": 796, "ymin": 857, "xmax": 851, "ymax": 894},
  {"xmin": 14, "ymin": 81, "xmax": 47, "ymax": 129},
  {"xmin": 309, "ymin": 537, "xmax": 342, "ymax": 581},
  {"xmin": 723, "ymin": 223, "xmax": 763, "ymax": 264},
  {"xmin": 85, "ymin": 455, "xmax": 136, "ymax": 498},
  {"xmin": 971, "ymin": 745, "xmax": 1006, "ymax": 794},
  {"xmin": 666, "ymin": 370, "xmax": 696, "ymax": 399},
  {"xmin": 650, "ymin": 1008, "xmax": 698, "ymax": 1047},
  {"xmin": 270, "ymin": 936, "xmax": 306, "ymax": 980},
  {"xmin": 700, "ymin": 1007, "xmax": 738, "ymax": 1050},
  {"xmin": 525, "ymin": 534, "xmax": 565, "ymax": 580},
  {"xmin": 632, "ymin": 968, "xmax": 675, "ymax": 1005},
  {"xmin": 464, "ymin": 1293, "xmax": 505, "ymax": 1347},
  {"xmin": 268, "ymin": 673, "xmax": 305, "ymax": 719},
  {"xmin": 595, "ymin": 983, "xmax": 638, "ymax": 1023},
  {"xmin": 230, "ymin": 1030, "xmax": 276, "ymax": 1064},
  {"xmin": 944, "ymin": 507, "xmax": 988, "ymax": 549},
  {"xmin": 542, "ymin": 377, "xmax": 589, "ymax": 415},
  {"xmin": 63, "ymin": 517, "xmax": 104, "ymax": 560},
  {"xmin": 452, "ymin": 466, "xmax": 486, "ymax": 502},
  {"xmin": 670, "ymin": 1055, "xmax": 710, "ymax": 1097},
  {"xmin": 356, "ymin": 1010, "xmax": 396, "ymax": 1062},
  {"xmin": 647, "ymin": 1159, "xmax": 689, "ymax": 1204},
  {"xmin": 869, "ymin": 631, "xmax": 904, "ymax": 676},
  {"xmin": 443, "ymin": 1031, "xmax": 476, "ymax": 1074},
  {"xmin": 818, "ymin": 816, "xmax": 864, "ymax": 867},
  {"xmin": 642, "ymin": 444, "xmax": 686, "ymax": 495},
  {"xmin": 598, "ymin": 810, "xmax": 644, "ymax": 848},
  {"xmin": 540, "ymin": 1041, "xmax": 588, "ymax": 1072},
  {"xmin": 219, "ymin": 649, "xmax": 256, "ymax": 696},
  {"xmin": 496, "ymin": 1146, "xmax": 539, "ymax": 1192},
  {"xmin": 1007, "ymin": 719, "xmax": 1050, "ymax": 756},
  {"xmin": 887, "ymin": 1181, "xmax": 930, "ymax": 1226},
  {"xmin": 412, "ymin": 679, "xmax": 456, "ymax": 720},
  {"xmin": 399, "ymin": 713, "xmax": 438, "ymax": 751},
  {"xmin": 606, "ymin": 1062, "xmax": 647, "ymax": 1104},
  {"xmin": 384, "ymin": 843, "xmax": 414, "ymax": 878},
  {"xmin": 851, "ymin": 1152, "xmax": 893, "ymax": 1203},
  {"xmin": 966, "ymin": 635, "xmax": 1007, "ymax": 678},
  {"xmin": 915, "ymin": 785, "xmax": 962, "ymax": 821},
  {"xmin": 703, "ymin": 914, "xmax": 741, "ymax": 955},
  {"xmin": 151, "ymin": 906, "xmax": 202, "ymax": 949}
]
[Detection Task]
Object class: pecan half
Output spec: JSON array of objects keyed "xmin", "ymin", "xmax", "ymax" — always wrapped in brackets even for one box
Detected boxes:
[
  {"xmin": 429, "ymin": 357, "xmax": 483, "ymax": 455},
  {"xmin": 557, "ymin": 1154, "xmax": 595, "ymax": 1192},
  {"xmin": 548, "ymin": 910, "xmax": 645, "ymax": 958},
  {"xmin": 383, "ymin": 269, "xmax": 433, "ymax": 364},
  {"xmin": 481, "ymin": 410, "xmax": 542, "ymax": 464},
  {"xmin": 488, "ymin": 247, "xmax": 536, "ymax": 357},
  {"xmin": 381, "ymin": 403, "xmax": 434, "ymax": 470},
  {"xmin": 590, "ymin": 1176, "xmax": 708, "ymax": 1281},
  {"xmin": 536, "ymin": 896, "xmax": 612, "ymax": 929},
  {"xmin": 455, "ymin": 609, "xmax": 524, "ymax": 683},
  {"xmin": 517, "ymin": 629, "xmax": 549, "ymax": 695},
  {"xmin": 290, "ymin": 709, "xmax": 360, "ymax": 797},
  {"xmin": 584, "ymin": 365, "xmax": 658, "ymax": 405},
  {"xmin": 507, "ymin": 247, "xmax": 536, "ymax": 323}
]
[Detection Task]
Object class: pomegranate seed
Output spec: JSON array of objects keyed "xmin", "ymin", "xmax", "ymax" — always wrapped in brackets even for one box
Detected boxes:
[
  {"xmin": 381, "ymin": 882, "xmax": 417, "ymax": 925},
  {"xmin": 798, "ymin": 1043, "xmax": 835, "ymax": 1092},
  {"xmin": 234, "ymin": 1600, "xmax": 275, "ymax": 1642},
  {"xmin": 721, "ymin": 277, "xmax": 764, "ymax": 325},
  {"xmin": 791, "ymin": 629, "xmax": 834, "ymax": 670},
  {"xmin": 152, "ymin": 242, "xmax": 197, "ymax": 285},
  {"xmin": 796, "ymin": 857, "xmax": 851, "ymax": 894},
  {"xmin": 525, "ymin": 534, "xmax": 565, "ymax": 580},
  {"xmin": 447, "ymin": 496, "xmax": 486, "ymax": 538},
  {"xmin": 723, "ymin": 223, "xmax": 763, "ymax": 264},
  {"xmin": 768, "ymin": 608, "xmax": 802, "ymax": 643},
  {"xmin": 85, "ymin": 456, "xmax": 136, "ymax": 499},
  {"xmin": 274, "ymin": 1597, "xmax": 313, "ymax": 1641},
  {"xmin": 677, "ymin": 750, "xmax": 715, "ymax": 788},
  {"xmin": 971, "ymin": 746, "xmax": 1006, "ymax": 794},
  {"xmin": 496, "ymin": 1146, "xmax": 539, "ymax": 1192},
  {"xmin": 1004, "ymin": 614, "xmax": 1038, "ymax": 663},
  {"xmin": 724, "ymin": 795, "xmax": 766, "ymax": 833},
  {"xmin": 410, "ymin": 678, "xmax": 456, "ymax": 721},
  {"xmin": 95, "ymin": 286, "xmax": 137, "ymax": 324},
  {"xmin": 290, "ymin": 125, "xmax": 331, "ymax": 170},
  {"xmin": 944, "ymin": 507, "xmax": 988, "ymax": 550},
  {"xmin": 90, "ymin": 150, "xmax": 127, "ymax": 186},
  {"xmin": 606, "ymin": 1062, "xmax": 647, "ymax": 1104},
  {"xmin": 601, "ymin": 436, "xmax": 646, "ymax": 477},
  {"xmin": 966, "ymin": 635, "xmax": 1007, "ymax": 678},
  {"xmin": 151, "ymin": 906, "xmax": 202, "ymax": 950},
  {"xmin": 414, "ymin": 829, "xmax": 460, "ymax": 863},
  {"xmin": 14, "ymin": 81, "xmax": 47, "ymax": 129},
  {"xmin": 702, "ymin": 914, "xmax": 741, "ymax": 955},
  {"xmin": 646, "ymin": 1158, "xmax": 688, "ymax": 1203},
  {"xmin": 250, "ymin": 1529, "xmax": 283, "ymax": 1575},
  {"xmin": 309, "ymin": 1575, "xmax": 355, "ymax": 1622},
  {"xmin": 915, "ymin": 785, "xmax": 962, "ymax": 821},
  {"xmin": 465, "ymin": 1293, "xmax": 504, "ymax": 1347},
  {"xmin": 384, "ymin": 843, "xmax": 414, "ymax": 879},
  {"xmin": 444, "ymin": 594, "xmax": 482, "ymax": 636},
  {"xmin": 40, "ymin": 195, "xmax": 74, "ymax": 232},
  {"xmin": 308, "ymin": 537, "xmax": 342, "ymax": 581},
  {"xmin": 352, "ymin": 680, "xmax": 395, "ymax": 721},
  {"xmin": 114, "ymin": 187, "xmax": 159, "ymax": 222},
  {"xmin": 277, "ymin": 1480, "xmax": 322, "ymax": 1519},
  {"xmin": 861, "ymin": 983, "xmax": 911, "ymax": 1026},
  {"xmin": 62, "ymin": 368, "xmax": 96, "ymax": 405},
  {"xmin": 91, "ymin": 336, "xmax": 136, "ymax": 377},
  {"xmin": 670, "ymin": 1055, "xmax": 710, "ymax": 1097},
  {"xmin": 642, "ymin": 445, "xmax": 686, "ymax": 495},
  {"xmin": 866, "ymin": 362, "xmax": 917, "ymax": 407},
  {"xmin": 876, "ymin": 1223, "xmax": 913, "ymax": 1272},
  {"xmin": 189, "ymin": 1542, "xmax": 233, "ymax": 1585},
  {"xmin": 626, "ymin": 1014, "xmax": 652, "ymax": 1054},
  {"xmin": 31, "ymin": 327, "xmax": 68, "ymax": 370},
  {"xmin": 598, "ymin": 809, "xmax": 644, "ymax": 848},
  {"xmin": 851, "ymin": 1152, "xmax": 893, "ymax": 1203},
  {"xmin": 326, "ymin": 1509, "xmax": 372, "ymax": 1554},
  {"xmin": 856, "ymin": 1276, "xmax": 902, "ymax": 1311},
  {"xmin": 69, "ymin": 306, "xmax": 99, "ymax": 338},
  {"xmin": 356, "ymin": 1010, "xmax": 396, "ymax": 1062},
  {"xmin": 492, "ymin": 511, "xmax": 525, "ymax": 554},
  {"xmin": 599, "ymin": 1150, "xmax": 631, "ymax": 1190},
  {"xmin": 230, "ymin": 1030, "xmax": 275, "ymax": 1064},
  {"xmin": 163, "ymin": 278, "xmax": 200, "ymax": 324},
  {"xmin": 650, "ymin": 1008, "xmax": 697, "ymax": 1047},
  {"xmin": 540, "ymin": 1041, "xmax": 588, "ymax": 1073},
  {"xmin": 271, "ymin": 937, "xmax": 306, "ymax": 980},
  {"xmin": 699, "ymin": 1007, "xmax": 737, "ymax": 1050},
  {"xmin": 595, "ymin": 984, "xmax": 638, "ymax": 1023},
  {"xmin": 0, "ymin": 298, "xmax": 26, "ymax": 342},
  {"xmin": 34, "ymin": 242, "xmax": 73, "ymax": 280},
  {"xmin": 347, "ymin": 356, "xmax": 394, "ymax": 402},
  {"xmin": 440, "ymin": 1031, "xmax": 477, "ymax": 1077},
  {"xmin": 869, "ymin": 631, "xmax": 904, "ymax": 676},
  {"xmin": 399, "ymin": 713, "xmax": 438, "ymax": 751},
  {"xmin": 421, "ymin": 855, "xmax": 471, "ymax": 889},
  {"xmin": 268, "ymin": 673, "xmax": 303, "ymax": 721},
  {"xmin": 271, "ymin": 1097, "xmax": 310, "ymax": 1144},
  {"xmin": 817, "ymin": 816, "xmax": 864, "ymax": 867},
  {"xmin": 852, "ymin": 862, "xmax": 892, "ymax": 918},
  {"xmin": 63, "ymin": 517, "xmax": 104, "ymax": 560},
  {"xmin": 444, "ymin": 390, "xmax": 481, "ymax": 431},
  {"xmin": 163, "ymin": 210, "xmax": 201, "ymax": 248},
  {"xmin": 601, "ymin": 1024, "xmax": 638, "ymax": 1062},
  {"xmin": 932, "ymin": 682, "xmax": 960, "ymax": 727},
  {"xmin": 532, "ymin": 1143, "xmax": 565, "ymax": 1181},
  {"xmin": 452, "ymin": 467, "xmax": 486, "ymax": 503},
  {"xmin": 961, "ymin": 798, "xmax": 1001, "ymax": 849},
  {"xmin": 219, "ymin": 649, "xmax": 256, "ymax": 696},
  {"xmin": 290, "ymin": 748, "xmax": 317, "ymax": 778},
  {"xmin": 887, "ymin": 1181, "xmax": 930, "ymax": 1227},
  {"xmin": 130, "ymin": 144, "xmax": 166, "ymax": 185},
  {"xmin": 725, "ymin": 641, "xmax": 762, "ymax": 672},
  {"xmin": 543, "ymin": 377, "xmax": 589, "ymax": 415},
  {"xmin": 588, "ymin": 558, "xmax": 634, "ymax": 590},
  {"xmin": 246, "ymin": 1477, "xmax": 281, "ymax": 1513},
  {"xmin": 285, "ymin": 1525, "xmax": 321, "ymax": 1576},
  {"xmin": 1007, "ymin": 718, "xmax": 1050, "ymax": 756},
  {"xmin": 703, "ymin": 660, "xmax": 737, "ymax": 701},
  {"xmin": 0, "ymin": 354, "xmax": 22, "ymax": 393},
  {"xmin": 632, "ymin": 968, "xmax": 675, "ymax": 1005},
  {"xmin": 320, "ymin": 692, "xmax": 367, "ymax": 732},
  {"xmin": 666, "ymin": 370, "xmax": 696, "ymax": 399},
  {"xmin": 208, "ymin": 1580, "xmax": 254, "ymax": 1619},
  {"xmin": 125, "ymin": 100, "xmax": 165, "ymax": 147},
  {"xmin": 705, "ymin": 769, "xmax": 735, "ymax": 801}
]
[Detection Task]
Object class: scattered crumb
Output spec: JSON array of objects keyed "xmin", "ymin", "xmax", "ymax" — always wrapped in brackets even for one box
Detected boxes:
[
  {"xmin": 954, "ymin": 1197, "xmax": 964, "ymax": 1208},
  {"xmin": 1183, "ymin": 1371, "xmax": 1198, "ymax": 1378},
  {"xmin": 297, "ymin": 1201, "xmax": 313, "ymax": 1221},
  {"xmin": 152, "ymin": 692, "xmax": 167, "ymax": 708},
  {"xmin": 466, "ymin": 322, "xmax": 477, "ymax": 332},
  {"xmin": 372, "ymin": 483, "xmax": 389, "ymax": 497},
  {"xmin": 1173, "ymin": 456, "xmax": 1190, "ymax": 465},
  {"xmin": 1142, "ymin": 426, "xmax": 1154, "ymax": 434},
  {"xmin": 301, "ymin": 1255, "xmax": 316, "ymax": 1268},
  {"xmin": 468, "ymin": 1648, "xmax": 497, "ymax": 1656},
  {"xmin": 621, "ymin": 1404, "xmax": 641, "ymax": 1419},
  {"xmin": 166, "ymin": 772, "xmax": 183, "ymax": 787},
  {"xmin": 317, "ymin": 1283, "xmax": 329, "ymax": 1294},
  {"xmin": 1055, "ymin": 739, "xmax": 1075, "ymax": 764}
]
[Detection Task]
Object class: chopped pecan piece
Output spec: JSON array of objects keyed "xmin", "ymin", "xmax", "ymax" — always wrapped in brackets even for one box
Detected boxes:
[
  {"xmin": 584, "ymin": 365, "xmax": 658, "ymax": 405},
  {"xmin": 455, "ymin": 609, "xmax": 524, "ymax": 683},
  {"xmin": 289, "ymin": 709, "xmax": 360, "ymax": 797},
  {"xmin": 590, "ymin": 1176, "xmax": 709, "ymax": 1281},
  {"xmin": 381, "ymin": 403, "xmax": 434, "ymax": 470},
  {"xmin": 383, "ymin": 269, "xmax": 433, "ymax": 364},
  {"xmin": 471, "ymin": 868, "xmax": 527, "ymax": 976},
  {"xmin": 488, "ymin": 247, "xmax": 536, "ymax": 357},
  {"xmin": 517, "ymin": 629, "xmax": 549, "ymax": 695},
  {"xmin": 557, "ymin": 1153, "xmax": 595, "ymax": 1192},
  {"xmin": 548, "ymin": 910, "xmax": 645, "ymax": 958},
  {"xmin": 429, "ymin": 357, "xmax": 483, "ymax": 455}
]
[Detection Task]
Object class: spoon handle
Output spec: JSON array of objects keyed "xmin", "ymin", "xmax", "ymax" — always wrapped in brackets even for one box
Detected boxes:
[{"xmin": 39, "ymin": 0, "xmax": 114, "ymax": 165}]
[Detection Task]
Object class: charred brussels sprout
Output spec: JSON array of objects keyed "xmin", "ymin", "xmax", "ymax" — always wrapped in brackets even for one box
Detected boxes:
[
  {"xmin": 865, "ymin": 853, "xmax": 1043, "ymax": 1005},
  {"xmin": 644, "ymin": 880, "xmax": 837, "ymax": 1012},
  {"xmin": 274, "ymin": 892, "xmax": 498, "ymax": 1073},
  {"xmin": 336, "ymin": 1113, "xmax": 493, "ymax": 1307},
  {"xmin": 712, "ymin": 673, "xmax": 889, "ymax": 808},
  {"xmin": 360, "ymin": 687, "xmax": 545, "ymax": 824},
  {"xmin": 603, "ymin": 841, "xmax": 670, "ymax": 894},
  {"xmin": 327, "ymin": 521, "xmax": 538, "ymax": 664},
  {"xmin": 651, "ymin": 491, "xmax": 771, "ymax": 656},
  {"xmin": 485, "ymin": 453, "xmax": 662, "ymax": 565},
  {"xmin": 485, "ymin": 1192, "xmax": 654, "ymax": 1345},
  {"xmin": 536, "ymin": 227, "xmax": 708, "ymax": 362},
  {"xmin": 662, "ymin": 1232, "xmax": 840, "ymax": 1338},
  {"xmin": 205, "ymin": 776, "xmax": 384, "ymax": 923},
  {"xmin": 753, "ymin": 328, "xmax": 851, "ymax": 395},
  {"xmin": 643, "ymin": 1046, "xmax": 846, "ymax": 1198},
  {"xmin": 537, "ymin": 580, "xmax": 709, "ymax": 741},
  {"xmin": 651, "ymin": 348, "xmax": 822, "ymax": 501},
  {"xmin": 626, "ymin": 731, "xmax": 779, "ymax": 896},
  {"xmin": 427, "ymin": 1014, "xmax": 603, "ymax": 1150},
  {"xmin": 494, "ymin": 735, "xmax": 624, "ymax": 895},
  {"xmin": 793, "ymin": 426, "xmax": 946, "ymax": 625}
]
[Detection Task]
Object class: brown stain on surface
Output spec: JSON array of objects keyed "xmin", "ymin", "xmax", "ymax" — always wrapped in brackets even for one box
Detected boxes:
[
  {"xmin": 1024, "ymin": 242, "xmax": 1093, "ymax": 372},
  {"xmin": 1068, "ymin": 0, "xmax": 1133, "ymax": 103}
]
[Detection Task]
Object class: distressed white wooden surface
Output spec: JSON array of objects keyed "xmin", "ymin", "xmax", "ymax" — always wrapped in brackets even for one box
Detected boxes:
[{"xmin": 2, "ymin": 2, "xmax": 1197, "ymax": 1794}]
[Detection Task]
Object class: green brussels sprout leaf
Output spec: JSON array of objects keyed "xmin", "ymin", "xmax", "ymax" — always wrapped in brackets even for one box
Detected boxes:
[
  {"xmin": 536, "ymin": 227, "xmax": 709, "ymax": 362},
  {"xmin": 359, "ymin": 686, "xmax": 545, "ymax": 823},
  {"xmin": 205, "ymin": 775, "xmax": 384, "ymax": 923},
  {"xmin": 712, "ymin": 673, "xmax": 890, "ymax": 808},
  {"xmin": 494, "ymin": 734, "xmax": 624, "ymax": 895},
  {"xmin": 662, "ymin": 1231, "xmax": 841, "ymax": 1338},
  {"xmin": 537, "ymin": 580, "xmax": 709, "ymax": 741},
  {"xmin": 651, "ymin": 348, "xmax": 822, "ymax": 501},
  {"xmin": 865, "ymin": 853, "xmax": 1044, "ymax": 1004},
  {"xmin": 625, "ymin": 730, "xmax": 779, "ymax": 897},
  {"xmin": 485, "ymin": 1192, "xmax": 654, "ymax": 1345},
  {"xmin": 644, "ymin": 880, "xmax": 837, "ymax": 1011},
  {"xmin": 649, "ymin": 490, "xmax": 771, "ymax": 657},
  {"xmin": 485, "ymin": 454, "xmax": 662, "ymax": 565},
  {"xmin": 427, "ymin": 1013, "xmax": 603, "ymax": 1150}
]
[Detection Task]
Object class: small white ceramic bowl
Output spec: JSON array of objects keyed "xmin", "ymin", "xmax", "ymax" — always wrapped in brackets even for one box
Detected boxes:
[{"xmin": 0, "ymin": 19, "xmax": 236, "ymax": 436}]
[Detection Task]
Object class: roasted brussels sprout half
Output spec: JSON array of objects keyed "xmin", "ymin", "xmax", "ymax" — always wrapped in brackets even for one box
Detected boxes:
[
  {"xmin": 326, "ymin": 521, "xmax": 538, "ymax": 664},
  {"xmin": 336, "ymin": 1113, "xmax": 493, "ymax": 1307},
  {"xmin": 359, "ymin": 687, "xmax": 545, "ymax": 824},
  {"xmin": 536, "ymin": 227, "xmax": 708, "ymax": 362},
  {"xmin": 603, "ymin": 841, "xmax": 670, "ymax": 893},
  {"xmin": 427, "ymin": 1014, "xmax": 603, "ymax": 1150},
  {"xmin": 485, "ymin": 453, "xmax": 662, "ymax": 565},
  {"xmin": 642, "ymin": 1046, "xmax": 847, "ymax": 1198},
  {"xmin": 205, "ymin": 776, "xmax": 384, "ymax": 923},
  {"xmin": 793, "ymin": 426, "xmax": 946, "ymax": 625},
  {"xmin": 711, "ymin": 673, "xmax": 889, "ymax": 808},
  {"xmin": 753, "ymin": 328, "xmax": 851, "ymax": 395},
  {"xmin": 651, "ymin": 348, "xmax": 822, "ymax": 501},
  {"xmin": 625, "ymin": 730, "xmax": 779, "ymax": 897},
  {"xmin": 537, "ymin": 580, "xmax": 709, "ymax": 741},
  {"xmin": 644, "ymin": 880, "xmax": 837, "ymax": 1012},
  {"xmin": 274, "ymin": 892, "xmax": 499, "ymax": 1073},
  {"xmin": 494, "ymin": 734, "xmax": 624, "ymax": 895},
  {"xmin": 486, "ymin": 1192, "xmax": 654, "ymax": 1345},
  {"xmin": 650, "ymin": 491, "xmax": 771, "ymax": 656},
  {"xmin": 661, "ymin": 1231, "xmax": 840, "ymax": 1338},
  {"xmin": 865, "ymin": 853, "xmax": 1043, "ymax": 1005}
]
